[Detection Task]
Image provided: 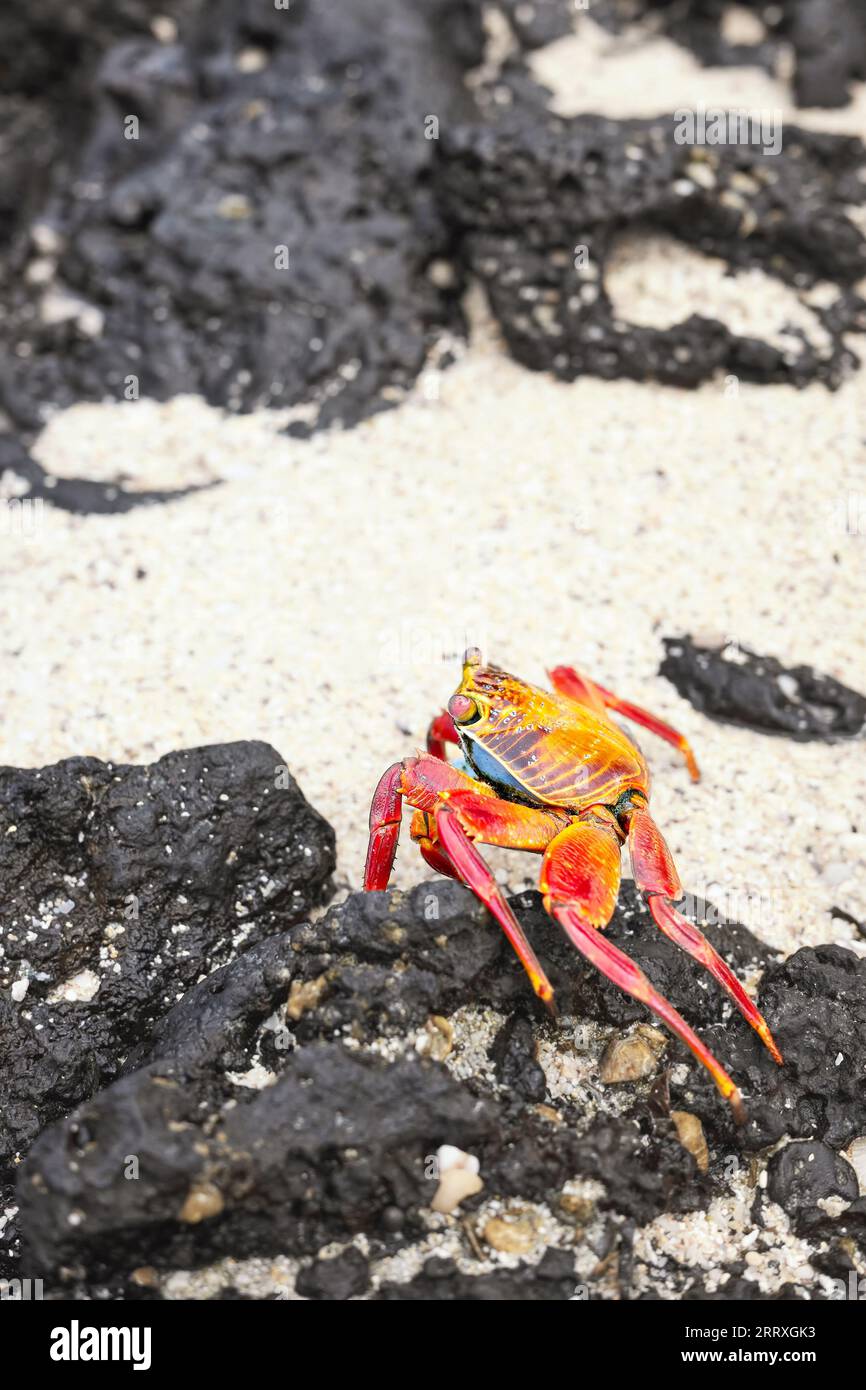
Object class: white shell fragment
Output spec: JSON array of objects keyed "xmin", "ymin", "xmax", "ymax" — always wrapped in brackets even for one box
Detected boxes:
[
  {"xmin": 430, "ymin": 1145, "xmax": 483, "ymax": 1214},
  {"xmin": 843, "ymin": 1137, "xmax": 866, "ymax": 1196},
  {"xmin": 46, "ymin": 969, "xmax": 101, "ymax": 1003}
]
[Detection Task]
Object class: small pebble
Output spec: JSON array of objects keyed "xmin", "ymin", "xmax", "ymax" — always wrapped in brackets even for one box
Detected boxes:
[
  {"xmin": 415, "ymin": 1014, "xmax": 453, "ymax": 1060},
  {"xmin": 286, "ymin": 975, "xmax": 327, "ymax": 1020},
  {"xmin": 482, "ymin": 1211, "xmax": 539, "ymax": 1255},
  {"xmin": 600, "ymin": 1024, "xmax": 667, "ymax": 1083},
  {"xmin": 179, "ymin": 1182, "xmax": 225, "ymax": 1224},
  {"xmin": 671, "ymin": 1110, "xmax": 710, "ymax": 1173}
]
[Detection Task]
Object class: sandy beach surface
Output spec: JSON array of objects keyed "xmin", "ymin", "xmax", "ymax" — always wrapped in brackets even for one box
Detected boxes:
[
  {"xmin": 2, "ymin": 11, "xmax": 865, "ymax": 1299},
  {"xmin": 4, "ymin": 273, "xmax": 864, "ymax": 956}
]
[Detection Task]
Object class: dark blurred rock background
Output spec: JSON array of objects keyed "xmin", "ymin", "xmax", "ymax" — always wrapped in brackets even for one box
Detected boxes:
[{"xmin": 3, "ymin": 0, "xmax": 866, "ymax": 486}]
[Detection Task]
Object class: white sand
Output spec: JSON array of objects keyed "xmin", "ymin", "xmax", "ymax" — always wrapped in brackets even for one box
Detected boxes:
[
  {"xmin": 528, "ymin": 12, "xmax": 866, "ymax": 136},
  {"xmin": 606, "ymin": 232, "xmax": 835, "ymax": 358},
  {"xmin": 2, "ymin": 285, "xmax": 863, "ymax": 955}
]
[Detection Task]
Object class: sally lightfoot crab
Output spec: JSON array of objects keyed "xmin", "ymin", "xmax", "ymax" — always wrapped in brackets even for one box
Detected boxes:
[{"xmin": 364, "ymin": 650, "xmax": 783, "ymax": 1121}]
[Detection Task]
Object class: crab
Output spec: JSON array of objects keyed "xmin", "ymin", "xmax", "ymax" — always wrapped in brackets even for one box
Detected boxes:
[{"xmin": 364, "ymin": 649, "xmax": 782, "ymax": 1121}]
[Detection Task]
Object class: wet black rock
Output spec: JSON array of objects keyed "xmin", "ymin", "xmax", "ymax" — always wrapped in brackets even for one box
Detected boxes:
[
  {"xmin": 6, "ymin": 0, "xmax": 866, "ymax": 474},
  {"xmin": 0, "ymin": 432, "xmax": 209, "ymax": 515},
  {"xmin": 14, "ymin": 874, "xmax": 750, "ymax": 1281},
  {"xmin": 831, "ymin": 906, "xmax": 866, "ymax": 939},
  {"xmin": 490, "ymin": 1014, "xmax": 547, "ymax": 1103},
  {"xmin": 288, "ymin": 879, "xmax": 773, "ymax": 1045},
  {"xmin": 0, "ymin": 1182, "xmax": 21, "ymax": 1284},
  {"xmin": 567, "ymin": 1114, "xmax": 714, "ymax": 1221},
  {"xmin": 296, "ymin": 1247, "xmax": 371, "ymax": 1301},
  {"xmin": 0, "ymin": 3, "xmax": 201, "ymax": 246},
  {"xmin": 760, "ymin": 948, "xmax": 866, "ymax": 1152},
  {"xmin": 675, "ymin": 945, "xmax": 866, "ymax": 1153},
  {"xmin": 0, "ymin": 2, "xmax": 200, "ymax": 101},
  {"xmin": 681, "ymin": 1276, "xmax": 809, "ymax": 1301},
  {"xmin": 806, "ymin": 1197, "xmax": 866, "ymax": 1276},
  {"xmin": 377, "ymin": 1248, "xmax": 578, "ymax": 1299},
  {"xmin": 660, "ymin": 636, "xmax": 866, "ymax": 740},
  {"xmin": 0, "ymin": 742, "xmax": 334, "ymax": 1169},
  {"xmin": 594, "ymin": 1, "xmax": 866, "ymax": 111},
  {"xmin": 644, "ymin": 0, "xmax": 784, "ymax": 80},
  {"xmin": 495, "ymin": 0, "xmax": 575, "ymax": 49},
  {"xmin": 18, "ymin": 1044, "xmax": 498, "ymax": 1279},
  {"xmin": 14, "ymin": 867, "xmax": 856, "ymax": 1287},
  {"xmin": 120, "ymin": 930, "xmax": 303, "ymax": 1077},
  {"xmin": 766, "ymin": 1140, "xmax": 859, "ymax": 1220},
  {"xmin": 496, "ymin": 1, "xmax": 866, "ymax": 114},
  {"xmin": 286, "ymin": 879, "xmax": 509, "ymax": 1039},
  {"xmin": 479, "ymin": 1104, "xmax": 713, "ymax": 1225},
  {"xmin": 436, "ymin": 113, "xmax": 866, "ymax": 390},
  {"xmin": 279, "ymin": 878, "xmax": 777, "ymax": 1163},
  {"xmin": 777, "ymin": 0, "xmax": 866, "ymax": 108},
  {"xmin": 0, "ymin": 0, "xmax": 483, "ymax": 438}
]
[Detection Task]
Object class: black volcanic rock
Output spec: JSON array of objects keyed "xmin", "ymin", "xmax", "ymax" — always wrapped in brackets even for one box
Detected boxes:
[
  {"xmin": 118, "ymin": 930, "xmax": 303, "ymax": 1077},
  {"xmin": 0, "ymin": 0, "xmax": 483, "ymax": 438},
  {"xmin": 578, "ymin": 1, "xmax": 866, "ymax": 112},
  {"xmin": 14, "ymin": 869, "xmax": 864, "ymax": 1287},
  {"xmin": 286, "ymin": 880, "xmax": 774, "ymax": 1044},
  {"xmin": 0, "ymin": 742, "xmax": 334, "ymax": 1169},
  {"xmin": 680, "ymin": 1276, "xmax": 809, "ymax": 1301},
  {"xmin": 5, "ymin": 0, "xmax": 866, "ymax": 488},
  {"xmin": 674, "ymin": 944, "xmax": 866, "ymax": 1152},
  {"xmin": 17, "ymin": 1043, "xmax": 498, "ymax": 1279},
  {"xmin": 766, "ymin": 1140, "xmax": 859, "ymax": 1218},
  {"xmin": 484, "ymin": 1110, "xmax": 713, "ymax": 1223},
  {"xmin": 14, "ymin": 875, "xmax": 763, "ymax": 1282},
  {"xmin": 377, "ymin": 1251, "xmax": 578, "ymax": 1299},
  {"xmin": 491, "ymin": 1013, "xmax": 548, "ymax": 1103},
  {"xmin": 0, "ymin": 432, "xmax": 209, "ymax": 515},
  {"xmin": 0, "ymin": 2, "xmax": 201, "ymax": 100},
  {"xmin": 436, "ymin": 112, "xmax": 866, "ymax": 391},
  {"xmin": 660, "ymin": 636, "xmax": 866, "ymax": 740},
  {"xmin": 296, "ymin": 1247, "xmax": 371, "ymax": 1301}
]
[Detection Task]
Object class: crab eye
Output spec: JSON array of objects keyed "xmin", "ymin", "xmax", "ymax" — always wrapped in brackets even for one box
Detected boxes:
[{"xmin": 448, "ymin": 693, "xmax": 480, "ymax": 725}]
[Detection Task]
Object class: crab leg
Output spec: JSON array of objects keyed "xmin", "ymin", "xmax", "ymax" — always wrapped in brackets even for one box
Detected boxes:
[
  {"xmin": 626, "ymin": 804, "xmax": 782, "ymax": 1065},
  {"xmin": 426, "ymin": 710, "xmax": 459, "ymax": 760},
  {"xmin": 364, "ymin": 762, "xmax": 405, "ymax": 890},
  {"xmin": 364, "ymin": 772, "xmax": 556, "ymax": 1011},
  {"xmin": 549, "ymin": 665, "xmax": 700, "ymax": 781},
  {"xmin": 435, "ymin": 805, "xmax": 558, "ymax": 1014},
  {"xmin": 364, "ymin": 754, "xmax": 481, "ymax": 889},
  {"xmin": 412, "ymin": 780, "xmax": 567, "ymax": 899},
  {"xmin": 380, "ymin": 766, "xmax": 567, "ymax": 1011},
  {"xmin": 540, "ymin": 815, "xmax": 746, "ymax": 1122},
  {"xmin": 546, "ymin": 665, "xmax": 610, "ymax": 719}
]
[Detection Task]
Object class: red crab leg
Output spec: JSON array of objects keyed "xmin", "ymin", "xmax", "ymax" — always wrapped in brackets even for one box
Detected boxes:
[
  {"xmin": 540, "ymin": 815, "xmax": 746, "ymax": 1122},
  {"xmin": 435, "ymin": 804, "xmax": 559, "ymax": 1014},
  {"xmin": 406, "ymin": 808, "xmax": 461, "ymax": 880},
  {"xmin": 412, "ymin": 782, "xmax": 566, "ymax": 887},
  {"xmin": 408, "ymin": 774, "xmax": 567, "ymax": 1001},
  {"xmin": 437, "ymin": 788, "xmax": 567, "ymax": 851},
  {"xmin": 426, "ymin": 710, "xmax": 459, "ymax": 760},
  {"xmin": 364, "ymin": 754, "xmax": 478, "ymax": 889},
  {"xmin": 419, "ymin": 839, "xmax": 459, "ymax": 879},
  {"xmin": 364, "ymin": 762, "xmax": 405, "ymax": 890},
  {"xmin": 626, "ymin": 804, "xmax": 782, "ymax": 1065},
  {"xmin": 546, "ymin": 665, "xmax": 609, "ymax": 718},
  {"xmin": 549, "ymin": 665, "xmax": 700, "ymax": 781}
]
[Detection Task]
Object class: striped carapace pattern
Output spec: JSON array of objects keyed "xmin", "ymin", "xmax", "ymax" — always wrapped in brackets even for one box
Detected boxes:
[{"xmin": 457, "ymin": 662, "xmax": 650, "ymax": 811}]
